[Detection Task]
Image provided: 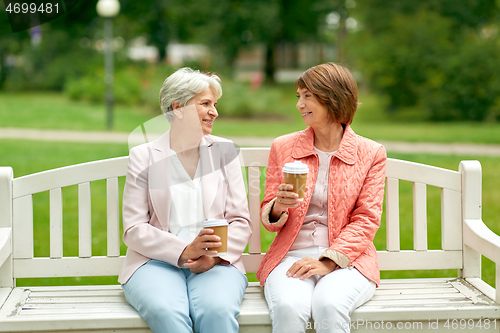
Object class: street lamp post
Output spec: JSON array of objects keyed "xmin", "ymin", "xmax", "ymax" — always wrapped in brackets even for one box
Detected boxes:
[{"xmin": 96, "ymin": 0, "xmax": 120, "ymax": 130}]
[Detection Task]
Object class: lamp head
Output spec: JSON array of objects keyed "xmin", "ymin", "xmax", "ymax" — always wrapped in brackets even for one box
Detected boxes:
[{"xmin": 96, "ymin": 0, "xmax": 120, "ymax": 18}]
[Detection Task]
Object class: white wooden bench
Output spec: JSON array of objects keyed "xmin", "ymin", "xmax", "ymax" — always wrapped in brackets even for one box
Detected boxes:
[{"xmin": 1, "ymin": 148, "xmax": 499, "ymax": 332}]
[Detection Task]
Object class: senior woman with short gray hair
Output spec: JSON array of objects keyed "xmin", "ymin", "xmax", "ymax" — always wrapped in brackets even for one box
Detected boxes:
[{"xmin": 119, "ymin": 68, "xmax": 252, "ymax": 333}]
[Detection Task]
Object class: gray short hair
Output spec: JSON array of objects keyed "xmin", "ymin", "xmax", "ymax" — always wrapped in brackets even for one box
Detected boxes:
[{"xmin": 159, "ymin": 68, "xmax": 222, "ymax": 121}]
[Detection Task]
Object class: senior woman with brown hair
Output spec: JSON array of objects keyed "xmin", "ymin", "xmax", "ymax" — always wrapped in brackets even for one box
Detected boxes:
[
  {"xmin": 119, "ymin": 68, "xmax": 252, "ymax": 333},
  {"xmin": 257, "ymin": 62, "xmax": 386, "ymax": 333}
]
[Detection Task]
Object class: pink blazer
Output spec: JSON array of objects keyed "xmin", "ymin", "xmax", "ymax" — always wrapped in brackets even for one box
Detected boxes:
[
  {"xmin": 118, "ymin": 131, "xmax": 252, "ymax": 284},
  {"xmin": 257, "ymin": 126, "xmax": 386, "ymax": 286}
]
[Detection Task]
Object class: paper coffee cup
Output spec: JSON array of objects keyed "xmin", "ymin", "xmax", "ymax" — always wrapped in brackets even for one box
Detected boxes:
[
  {"xmin": 203, "ymin": 219, "xmax": 228, "ymax": 257},
  {"xmin": 282, "ymin": 161, "xmax": 309, "ymax": 201}
]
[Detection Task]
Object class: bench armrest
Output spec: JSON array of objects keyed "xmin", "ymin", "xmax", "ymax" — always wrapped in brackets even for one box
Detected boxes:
[
  {"xmin": 463, "ymin": 218, "xmax": 500, "ymax": 303},
  {"xmin": 463, "ymin": 219, "xmax": 500, "ymax": 264},
  {"xmin": 0, "ymin": 227, "xmax": 12, "ymax": 269}
]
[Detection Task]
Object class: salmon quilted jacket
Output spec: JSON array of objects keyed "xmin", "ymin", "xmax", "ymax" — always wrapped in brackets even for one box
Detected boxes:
[{"xmin": 257, "ymin": 125, "xmax": 387, "ymax": 287}]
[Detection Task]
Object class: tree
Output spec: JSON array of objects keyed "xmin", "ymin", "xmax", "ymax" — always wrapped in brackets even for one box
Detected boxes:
[{"xmin": 348, "ymin": 0, "xmax": 500, "ymax": 121}]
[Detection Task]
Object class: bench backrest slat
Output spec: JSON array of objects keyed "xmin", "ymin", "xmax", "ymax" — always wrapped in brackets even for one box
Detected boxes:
[
  {"xmin": 247, "ymin": 166, "xmax": 262, "ymax": 254},
  {"xmin": 385, "ymin": 178, "xmax": 400, "ymax": 251},
  {"xmin": 78, "ymin": 182, "xmax": 92, "ymax": 258},
  {"xmin": 441, "ymin": 188, "xmax": 462, "ymax": 251},
  {"xmin": 106, "ymin": 177, "xmax": 121, "ymax": 257},
  {"xmin": 9, "ymin": 149, "xmax": 466, "ymax": 281},
  {"xmin": 239, "ymin": 148, "xmax": 269, "ymax": 255},
  {"xmin": 413, "ymin": 182, "xmax": 428, "ymax": 251},
  {"xmin": 50, "ymin": 188, "xmax": 63, "ymax": 259},
  {"xmin": 13, "ymin": 195, "xmax": 33, "ymax": 259}
]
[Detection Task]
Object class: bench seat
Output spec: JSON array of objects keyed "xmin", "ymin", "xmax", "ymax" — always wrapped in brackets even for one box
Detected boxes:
[{"xmin": 1, "ymin": 278, "xmax": 498, "ymax": 333}]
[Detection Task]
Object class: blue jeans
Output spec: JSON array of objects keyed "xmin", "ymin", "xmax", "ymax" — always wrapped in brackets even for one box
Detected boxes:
[{"xmin": 122, "ymin": 260, "xmax": 248, "ymax": 333}]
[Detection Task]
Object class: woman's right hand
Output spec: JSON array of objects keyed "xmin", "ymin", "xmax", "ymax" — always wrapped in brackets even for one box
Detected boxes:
[
  {"xmin": 179, "ymin": 228, "xmax": 221, "ymax": 264},
  {"xmin": 270, "ymin": 184, "xmax": 299, "ymax": 221}
]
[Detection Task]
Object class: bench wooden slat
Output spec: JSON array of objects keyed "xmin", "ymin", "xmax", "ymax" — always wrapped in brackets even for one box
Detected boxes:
[
  {"xmin": 241, "ymin": 253, "xmax": 264, "ymax": 273},
  {"xmin": 239, "ymin": 148, "xmax": 270, "ymax": 167},
  {"xmin": 13, "ymin": 251, "xmax": 464, "ymax": 278},
  {"xmin": 12, "ymin": 195, "xmax": 33, "ymax": 259},
  {"xmin": 0, "ymin": 229, "xmax": 11, "ymax": 275},
  {"xmin": 372, "ymin": 293, "xmax": 464, "ymax": 300},
  {"xmin": 29, "ymin": 290, "xmax": 123, "ymax": 297},
  {"xmin": 12, "ymin": 157, "xmax": 129, "ymax": 198},
  {"xmin": 27, "ymin": 296, "xmax": 126, "ymax": 304},
  {"xmin": 385, "ymin": 177, "xmax": 400, "ymax": 252},
  {"xmin": 376, "ymin": 279, "xmax": 453, "ymax": 290},
  {"xmin": 354, "ymin": 304, "xmax": 500, "ymax": 322},
  {"xmin": 0, "ymin": 287, "xmax": 29, "ymax": 317},
  {"xmin": 106, "ymin": 177, "xmax": 121, "ymax": 257},
  {"xmin": 497, "ymin": 265, "xmax": 500, "ymax": 303},
  {"xmin": 49, "ymin": 188, "xmax": 63, "ymax": 259},
  {"xmin": 377, "ymin": 250, "xmax": 462, "ymax": 270},
  {"xmin": 248, "ymin": 166, "xmax": 262, "ymax": 254},
  {"xmin": 19, "ymin": 307, "xmax": 136, "ymax": 316},
  {"xmin": 0, "ymin": 167, "xmax": 13, "ymax": 288},
  {"xmin": 386, "ymin": 158, "xmax": 461, "ymax": 191},
  {"xmin": 0, "ymin": 288, "xmax": 11, "ymax": 310},
  {"xmin": 369, "ymin": 298, "xmax": 474, "ymax": 306},
  {"xmin": 441, "ymin": 188, "xmax": 462, "ymax": 250},
  {"xmin": 0, "ymin": 314, "xmax": 149, "ymax": 332},
  {"xmin": 413, "ymin": 182, "xmax": 427, "ymax": 251},
  {"xmin": 78, "ymin": 182, "xmax": 92, "ymax": 258},
  {"xmin": 14, "ymin": 257, "xmax": 124, "ymax": 278}
]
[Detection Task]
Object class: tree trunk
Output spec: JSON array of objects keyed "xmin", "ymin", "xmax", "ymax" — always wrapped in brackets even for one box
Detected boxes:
[
  {"xmin": 337, "ymin": 3, "xmax": 348, "ymax": 63},
  {"xmin": 265, "ymin": 41, "xmax": 276, "ymax": 84}
]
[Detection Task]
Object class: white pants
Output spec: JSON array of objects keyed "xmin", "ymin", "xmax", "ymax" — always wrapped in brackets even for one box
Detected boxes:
[{"xmin": 264, "ymin": 247, "xmax": 376, "ymax": 333}]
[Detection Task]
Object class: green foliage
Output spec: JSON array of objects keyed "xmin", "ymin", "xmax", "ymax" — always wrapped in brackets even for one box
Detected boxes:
[
  {"xmin": 63, "ymin": 63, "xmax": 297, "ymax": 119},
  {"xmin": 4, "ymin": 38, "xmax": 102, "ymax": 91},
  {"xmin": 65, "ymin": 66, "xmax": 144, "ymax": 105},
  {"xmin": 351, "ymin": 10, "xmax": 453, "ymax": 110},
  {"xmin": 423, "ymin": 38, "xmax": 500, "ymax": 121},
  {"xmin": 349, "ymin": 0, "xmax": 500, "ymax": 122},
  {"xmin": 217, "ymin": 80, "xmax": 296, "ymax": 118}
]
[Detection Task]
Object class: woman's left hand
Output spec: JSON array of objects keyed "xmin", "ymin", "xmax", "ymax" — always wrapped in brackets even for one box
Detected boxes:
[
  {"xmin": 183, "ymin": 255, "xmax": 222, "ymax": 274},
  {"xmin": 287, "ymin": 257, "xmax": 338, "ymax": 280}
]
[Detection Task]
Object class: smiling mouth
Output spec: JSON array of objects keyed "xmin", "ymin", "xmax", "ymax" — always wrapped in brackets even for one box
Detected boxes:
[
  {"xmin": 302, "ymin": 112, "xmax": 312, "ymax": 117},
  {"xmin": 203, "ymin": 119, "xmax": 213, "ymax": 125}
]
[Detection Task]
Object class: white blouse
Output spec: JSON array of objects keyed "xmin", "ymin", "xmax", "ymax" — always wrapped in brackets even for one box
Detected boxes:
[
  {"xmin": 168, "ymin": 150, "xmax": 205, "ymax": 243},
  {"xmin": 290, "ymin": 147, "xmax": 336, "ymax": 251}
]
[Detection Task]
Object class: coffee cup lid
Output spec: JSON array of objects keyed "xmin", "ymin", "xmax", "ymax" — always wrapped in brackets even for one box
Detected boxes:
[
  {"xmin": 203, "ymin": 218, "xmax": 228, "ymax": 228},
  {"xmin": 282, "ymin": 160, "xmax": 309, "ymax": 174}
]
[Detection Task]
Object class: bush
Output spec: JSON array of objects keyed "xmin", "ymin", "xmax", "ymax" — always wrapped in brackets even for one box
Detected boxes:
[
  {"xmin": 217, "ymin": 80, "xmax": 296, "ymax": 119},
  {"xmin": 423, "ymin": 38, "xmax": 500, "ymax": 121},
  {"xmin": 349, "ymin": 7, "xmax": 500, "ymax": 122},
  {"xmin": 65, "ymin": 66, "xmax": 144, "ymax": 105},
  {"xmin": 4, "ymin": 30, "xmax": 103, "ymax": 91},
  {"xmin": 65, "ymin": 65, "xmax": 297, "ymax": 119}
]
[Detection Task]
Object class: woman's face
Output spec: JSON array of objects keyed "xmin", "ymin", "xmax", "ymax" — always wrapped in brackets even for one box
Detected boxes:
[
  {"xmin": 296, "ymin": 88, "xmax": 329, "ymax": 128},
  {"xmin": 186, "ymin": 87, "xmax": 219, "ymax": 135}
]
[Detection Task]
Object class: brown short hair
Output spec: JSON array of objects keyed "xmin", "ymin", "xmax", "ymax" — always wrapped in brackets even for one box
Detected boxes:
[{"xmin": 295, "ymin": 62, "xmax": 358, "ymax": 125}]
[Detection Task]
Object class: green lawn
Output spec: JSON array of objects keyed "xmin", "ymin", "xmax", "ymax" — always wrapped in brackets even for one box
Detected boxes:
[
  {"xmin": 0, "ymin": 92, "xmax": 156, "ymax": 133},
  {"xmin": 2, "ymin": 91, "xmax": 500, "ymax": 144},
  {"xmin": 1, "ymin": 140, "xmax": 499, "ymax": 287}
]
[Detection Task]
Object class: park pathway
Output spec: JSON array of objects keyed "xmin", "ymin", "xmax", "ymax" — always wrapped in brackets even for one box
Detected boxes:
[{"xmin": 1, "ymin": 127, "xmax": 500, "ymax": 156}]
